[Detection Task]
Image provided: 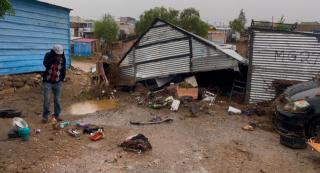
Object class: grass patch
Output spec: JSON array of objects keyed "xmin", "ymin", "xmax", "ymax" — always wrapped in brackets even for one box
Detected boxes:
[{"xmin": 72, "ymin": 56, "xmax": 93, "ymax": 61}]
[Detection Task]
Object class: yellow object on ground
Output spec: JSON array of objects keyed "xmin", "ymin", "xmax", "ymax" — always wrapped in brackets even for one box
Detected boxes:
[{"xmin": 307, "ymin": 138, "xmax": 320, "ymax": 152}]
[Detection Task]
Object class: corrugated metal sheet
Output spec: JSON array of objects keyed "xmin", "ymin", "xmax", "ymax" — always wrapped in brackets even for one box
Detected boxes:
[
  {"xmin": 135, "ymin": 39, "xmax": 189, "ymax": 63},
  {"xmin": 191, "ymin": 39, "xmax": 238, "ymax": 72},
  {"xmin": 73, "ymin": 42, "xmax": 92, "ymax": 57},
  {"xmin": 139, "ymin": 25, "xmax": 185, "ymax": 46},
  {"xmin": 0, "ymin": 0, "xmax": 71, "ymax": 75},
  {"xmin": 247, "ymin": 30, "xmax": 320, "ymax": 103},
  {"xmin": 119, "ymin": 18, "xmax": 246, "ymax": 83},
  {"xmin": 136, "ymin": 56, "xmax": 190, "ymax": 79},
  {"xmin": 119, "ymin": 66, "xmax": 134, "ymax": 77}
]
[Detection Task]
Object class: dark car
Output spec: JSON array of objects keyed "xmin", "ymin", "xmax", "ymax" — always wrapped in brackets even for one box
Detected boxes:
[{"xmin": 274, "ymin": 80, "xmax": 320, "ymax": 149}]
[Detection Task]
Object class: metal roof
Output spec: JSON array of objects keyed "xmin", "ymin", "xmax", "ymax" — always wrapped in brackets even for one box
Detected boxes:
[
  {"xmin": 37, "ymin": 0, "xmax": 72, "ymax": 10},
  {"xmin": 73, "ymin": 38, "xmax": 97, "ymax": 43},
  {"xmin": 119, "ymin": 18, "xmax": 248, "ymax": 65}
]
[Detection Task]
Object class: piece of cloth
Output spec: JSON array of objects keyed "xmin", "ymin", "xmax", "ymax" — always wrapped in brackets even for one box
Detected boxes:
[
  {"xmin": 42, "ymin": 50, "xmax": 66, "ymax": 83},
  {"xmin": 119, "ymin": 134, "xmax": 152, "ymax": 152},
  {"xmin": 43, "ymin": 82, "xmax": 62, "ymax": 119}
]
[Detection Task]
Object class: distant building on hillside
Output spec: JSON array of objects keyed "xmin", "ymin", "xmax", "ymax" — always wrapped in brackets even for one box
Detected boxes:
[
  {"xmin": 70, "ymin": 16, "xmax": 95, "ymax": 38},
  {"xmin": 296, "ymin": 22, "xmax": 320, "ymax": 33},
  {"xmin": 208, "ymin": 27, "xmax": 232, "ymax": 45},
  {"xmin": 117, "ymin": 17, "xmax": 137, "ymax": 40}
]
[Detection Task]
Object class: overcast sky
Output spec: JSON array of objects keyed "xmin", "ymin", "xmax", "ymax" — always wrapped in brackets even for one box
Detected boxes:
[{"xmin": 41, "ymin": 0, "xmax": 319, "ymax": 26}]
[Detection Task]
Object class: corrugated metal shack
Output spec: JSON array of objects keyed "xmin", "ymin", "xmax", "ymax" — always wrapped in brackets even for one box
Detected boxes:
[
  {"xmin": 118, "ymin": 18, "xmax": 247, "ymax": 83},
  {"xmin": 0, "ymin": 0, "xmax": 71, "ymax": 75},
  {"xmin": 245, "ymin": 21, "xmax": 320, "ymax": 103},
  {"xmin": 73, "ymin": 38, "xmax": 97, "ymax": 57}
]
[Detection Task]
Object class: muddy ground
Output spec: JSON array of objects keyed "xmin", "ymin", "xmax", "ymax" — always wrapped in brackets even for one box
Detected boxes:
[{"xmin": 0, "ymin": 63, "xmax": 320, "ymax": 173}]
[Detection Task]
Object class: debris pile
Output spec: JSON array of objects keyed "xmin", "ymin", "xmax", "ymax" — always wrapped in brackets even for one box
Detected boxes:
[
  {"xmin": 119, "ymin": 134, "xmax": 152, "ymax": 153},
  {"xmin": 272, "ymin": 79, "xmax": 300, "ymax": 97},
  {"xmin": 0, "ymin": 74, "xmax": 42, "ymax": 94}
]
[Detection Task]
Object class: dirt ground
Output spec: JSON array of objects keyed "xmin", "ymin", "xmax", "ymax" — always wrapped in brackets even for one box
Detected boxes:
[{"xmin": 0, "ymin": 65, "xmax": 320, "ymax": 173}]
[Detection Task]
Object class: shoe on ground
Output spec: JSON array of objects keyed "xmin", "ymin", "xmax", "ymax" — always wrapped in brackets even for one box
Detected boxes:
[{"xmin": 54, "ymin": 116, "xmax": 63, "ymax": 122}]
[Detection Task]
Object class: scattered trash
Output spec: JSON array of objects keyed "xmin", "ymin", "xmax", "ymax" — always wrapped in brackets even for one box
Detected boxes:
[
  {"xmin": 202, "ymin": 91, "xmax": 216, "ymax": 103},
  {"xmin": 76, "ymin": 122, "xmax": 90, "ymax": 128},
  {"xmin": 184, "ymin": 76, "xmax": 198, "ymax": 87},
  {"xmin": 59, "ymin": 121, "xmax": 71, "ymax": 129},
  {"xmin": 119, "ymin": 134, "xmax": 152, "ymax": 153},
  {"xmin": 90, "ymin": 129, "xmax": 104, "ymax": 141},
  {"xmin": 228, "ymin": 106, "xmax": 242, "ymax": 115},
  {"xmin": 148, "ymin": 96, "xmax": 173, "ymax": 109},
  {"xmin": 12, "ymin": 117, "xmax": 28, "ymax": 129},
  {"xmin": 8, "ymin": 128, "xmax": 19, "ymax": 139},
  {"xmin": 189, "ymin": 103, "xmax": 199, "ymax": 116},
  {"xmin": 0, "ymin": 109, "xmax": 21, "ymax": 118},
  {"xmin": 180, "ymin": 96, "xmax": 193, "ymax": 105},
  {"xmin": 91, "ymin": 67, "xmax": 97, "ymax": 73},
  {"xmin": 170, "ymin": 99, "xmax": 180, "ymax": 111},
  {"xmin": 176, "ymin": 86, "xmax": 198, "ymax": 100},
  {"xmin": 148, "ymin": 103, "xmax": 166, "ymax": 109},
  {"xmin": 130, "ymin": 117, "xmax": 173, "ymax": 125},
  {"xmin": 307, "ymin": 137, "xmax": 320, "ymax": 152},
  {"xmin": 243, "ymin": 108, "xmax": 257, "ymax": 116},
  {"xmin": 67, "ymin": 129, "xmax": 81, "ymax": 138},
  {"xmin": 83, "ymin": 126, "xmax": 104, "ymax": 134},
  {"xmin": 18, "ymin": 127, "xmax": 30, "ymax": 141},
  {"xmin": 242, "ymin": 125, "xmax": 255, "ymax": 131},
  {"xmin": 35, "ymin": 129, "xmax": 41, "ymax": 134},
  {"xmin": 249, "ymin": 121, "xmax": 260, "ymax": 128}
]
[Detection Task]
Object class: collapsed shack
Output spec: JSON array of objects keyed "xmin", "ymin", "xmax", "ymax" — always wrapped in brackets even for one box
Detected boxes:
[
  {"xmin": 245, "ymin": 20, "xmax": 320, "ymax": 104},
  {"xmin": 117, "ymin": 18, "xmax": 248, "ymax": 101}
]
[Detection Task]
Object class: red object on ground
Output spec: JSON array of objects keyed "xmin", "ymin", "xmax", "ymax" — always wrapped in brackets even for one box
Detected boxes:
[{"xmin": 90, "ymin": 131, "xmax": 104, "ymax": 141}]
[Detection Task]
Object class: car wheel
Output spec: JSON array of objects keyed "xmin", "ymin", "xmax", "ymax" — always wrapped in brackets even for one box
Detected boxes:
[{"xmin": 309, "ymin": 118, "xmax": 320, "ymax": 137}]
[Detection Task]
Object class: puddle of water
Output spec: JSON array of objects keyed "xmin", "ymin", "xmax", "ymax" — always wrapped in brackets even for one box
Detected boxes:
[{"xmin": 67, "ymin": 99, "xmax": 118, "ymax": 115}]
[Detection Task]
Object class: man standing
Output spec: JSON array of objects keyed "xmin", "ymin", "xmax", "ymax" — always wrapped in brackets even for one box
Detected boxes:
[{"xmin": 42, "ymin": 44, "xmax": 66, "ymax": 123}]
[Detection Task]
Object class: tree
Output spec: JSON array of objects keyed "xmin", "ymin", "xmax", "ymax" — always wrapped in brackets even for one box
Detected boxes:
[
  {"xmin": 238, "ymin": 9, "xmax": 247, "ymax": 27},
  {"xmin": 0, "ymin": 0, "xmax": 15, "ymax": 18},
  {"xmin": 229, "ymin": 19, "xmax": 243, "ymax": 33},
  {"xmin": 229, "ymin": 9, "xmax": 247, "ymax": 32},
  {"xmin": 135, "ymin": 7, "xmax": 180, "ymax": 35},
  {"xmin": 179, "ymin": 8, "xmax": 209, "ymax": 37},
  {"xmin": 94, "ymin": 14, "xmax": 119, "ymax": 53},
  {"xmin": 135, "ymin": 7, "xmax": 209, "ymax": 38}
]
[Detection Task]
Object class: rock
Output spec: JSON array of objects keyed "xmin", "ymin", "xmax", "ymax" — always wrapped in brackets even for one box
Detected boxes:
[
  {"xmin": 242, "ymin": 125, "xmax": 255, "ymax": 131},
  {"xmin": 3, "ymin": 80, "xmax": 12, "ymax": 87},
  {"xmin": 35, "ymin": 74, "xmax": 42, "ymax": 79},
  {"xmin": 26, "ymin": 79, "xmax": 38, "ymax": 87},
  {"xmin": 0, "ymin": 88, "xmax": 15, "ymax": 95},
  {"xmin": 18, "ymin": 85, "xmax": 31, "ymax": 92},
  {"xmin": 11, "ymin": 81, "xmax": 25, "ymax": 88}
]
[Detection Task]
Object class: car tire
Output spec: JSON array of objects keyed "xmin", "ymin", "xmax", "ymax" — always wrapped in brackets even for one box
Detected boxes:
[{"xmin": 308, "ymin": 118, "xmax": 320, "ymax": 138}]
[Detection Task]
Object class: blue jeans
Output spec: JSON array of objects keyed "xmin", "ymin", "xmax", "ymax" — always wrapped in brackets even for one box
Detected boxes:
[{"xmin": 43, "ymin": 82, "xmax": 62, "ymax": 119}]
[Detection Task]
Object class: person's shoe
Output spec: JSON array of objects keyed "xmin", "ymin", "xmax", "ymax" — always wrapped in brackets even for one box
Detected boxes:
[
  {"xmin": 54, "ymin": 116, "xmax": 63, "ymax": 122},
  {"xmin": 42, "ymin": 118, "xmax": 49, "ymax": 124}
]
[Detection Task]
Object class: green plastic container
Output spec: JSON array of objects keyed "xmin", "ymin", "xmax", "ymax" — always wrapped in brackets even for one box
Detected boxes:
[{"xmin": 18, "ymin": 127, "xmax": 30, "ymax": 141}]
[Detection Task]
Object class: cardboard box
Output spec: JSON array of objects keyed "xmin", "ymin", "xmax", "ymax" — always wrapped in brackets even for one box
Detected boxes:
[{"xmin": 176, "ymin": 87, "xmax": 198, "ymax": 99}]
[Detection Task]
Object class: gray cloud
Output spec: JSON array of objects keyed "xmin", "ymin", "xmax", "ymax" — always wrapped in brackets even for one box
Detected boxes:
[{"xmin": 41, "ymin": 0, "xmax": 319, "ymax": 25}]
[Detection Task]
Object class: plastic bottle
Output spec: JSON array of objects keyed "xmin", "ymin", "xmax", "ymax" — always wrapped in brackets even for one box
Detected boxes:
[{"xmin": 59, "ymin": 121, "xmax": 70, "ymax": 129}]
